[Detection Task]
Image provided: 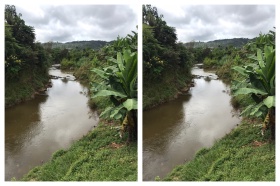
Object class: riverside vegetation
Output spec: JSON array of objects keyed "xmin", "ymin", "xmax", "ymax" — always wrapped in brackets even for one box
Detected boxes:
[
  {"xmin": 6, "ymin": 5, "xmax": 137, "ymax": 181},
  {"xmin": 164, "ymin": 31, "xmax": 275, "ymax": 181},
  {"xmin": 143, "ymin": 5, "xmax": 194, "ymax": 110},
  {"xmin": 5, "ymin": 5, "xmax": 51, "ymax": 107},
  {"xmin": 142, "ymin": 5, "xmax": 275, "ymax": 181}
]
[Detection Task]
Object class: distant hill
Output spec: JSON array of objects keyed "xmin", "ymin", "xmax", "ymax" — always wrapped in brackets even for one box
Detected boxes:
[
  {"xmin": 42, "ymin": 40, "xmax": 113, "ymax": 50},
  {"xmin": 184, "ymin": 38, "xmax": 254, "ymax": 48}
]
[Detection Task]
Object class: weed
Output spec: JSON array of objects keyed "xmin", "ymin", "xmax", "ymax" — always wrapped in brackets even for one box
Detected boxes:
[{"xmin": 21, "ymin": 123, "xmax": 137, "ymax": 181}]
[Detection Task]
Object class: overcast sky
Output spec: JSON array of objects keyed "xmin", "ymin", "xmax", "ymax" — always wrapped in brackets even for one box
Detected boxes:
[
  {"xmin": 154, "ymin": 5, "xmax": 275, "ymax": 42},
  {"xmin": 14, "ymin": 4, "xmax": 138, "ymax": 43}
]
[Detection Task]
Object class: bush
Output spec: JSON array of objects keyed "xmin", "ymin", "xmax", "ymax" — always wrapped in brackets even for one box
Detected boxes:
[{"xmin": 60, "ymin": 58, "xmax": 75, "ymax": 69}]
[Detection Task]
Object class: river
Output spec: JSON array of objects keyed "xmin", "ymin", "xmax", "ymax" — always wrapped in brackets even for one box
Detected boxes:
[
  {"xmin": 5, "ymin": 67, "xmax": 99, "ymax": 181},
  {"xmin": 143, "ymin": 66, "xmax": 241, "ymax": 181}
]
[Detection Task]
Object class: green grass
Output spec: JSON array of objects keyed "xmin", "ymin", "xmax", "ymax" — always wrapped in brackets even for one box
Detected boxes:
[
  {"xmin": 143, "ymin": 67, "xmax": 192, "ymax": 110},
  {"xmin": 21, "ymin": 122, "xmax": 137, "ymax": 181},
  {"xmin": 5, "ymin": 67, "xmax": 49, "ymax": 107},
  {"xmin": 163, "ymin": 120, "xmax": 275, "ymax": 181}
]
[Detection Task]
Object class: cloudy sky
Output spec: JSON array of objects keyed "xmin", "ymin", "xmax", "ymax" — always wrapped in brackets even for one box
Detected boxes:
[
  {"xmin": 14, "ymin": 4, "xmax": 138, "ymax": 43},
  {"xmin": 154, "ymin": 4, "xmax": 275, "ymax": 42}
]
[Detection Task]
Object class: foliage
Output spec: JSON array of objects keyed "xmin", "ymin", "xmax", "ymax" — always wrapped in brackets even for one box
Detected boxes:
[
  {"xmin": 143, "ymin": 5, "xmax": 193, "ymax": 109},
  {"xmin": 91, "ymin": 50, "xmax": 137, "ymax": 142},
  {"xmin": 5, "ymin": 5, "xmax": 50, "ymax": 106},
  {"xmin": 143, "ymin": 5, "xmax": 193, "ymax": 80},
  {"xmin": 43, "ymin": 40, "xmax": 112, "ymax": 50},
  {"xmin": 232, "ymin": 30, "xmax": 275, "ymax": 139},
  {"xmin": 184, "ymin": 38, "xmax": 252, "ymax": 48},
  {"xmin": 5, "ymin": 5, "xmax": 50, "ymax": 77},
  {"xmin": 203, "ymin": 57, "xmax": 216, "ymax": 68}
]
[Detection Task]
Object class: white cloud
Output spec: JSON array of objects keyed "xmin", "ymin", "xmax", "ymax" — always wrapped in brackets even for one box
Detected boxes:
[
  {"xmin": 14, "ymin": 4, "xmax": 138, "ymax": 42},
  {"xmin": 153, "ymin": 4, "xmax": 275, "ymax": 42}
]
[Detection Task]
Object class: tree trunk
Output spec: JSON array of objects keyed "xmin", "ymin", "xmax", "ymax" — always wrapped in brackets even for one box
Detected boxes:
[
  {"xmin": 131, "ymin": 110, "xmax": 138, "ymax": 141},
  {"xmin": 270, "ymin": 107, "xmax": 275, "ymax": 140},
  {"xmin": 127, "ymin": 110, "xmax": 137, "ymax": 143}
]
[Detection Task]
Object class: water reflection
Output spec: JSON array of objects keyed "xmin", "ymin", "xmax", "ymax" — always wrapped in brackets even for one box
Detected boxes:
[
  {"xmin": 5, "ymin": 96, "xmax": 48, "ymax": 154},
  {"xmin": 5, "ymin": 69, "xmax": 99, "ymax": 180},
  {"xmin": 143, "ymin": 68, "xmax": 241, "ymax": 181}
]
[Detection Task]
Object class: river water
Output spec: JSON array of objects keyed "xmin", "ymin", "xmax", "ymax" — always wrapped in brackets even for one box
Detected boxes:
[
  {"xmin": 5, "ymin": 68, "xmax": 99, "ymax": 181},
  {"xmin": 143, "ymin": 66, "xmax": 241, "ymax": 181}
]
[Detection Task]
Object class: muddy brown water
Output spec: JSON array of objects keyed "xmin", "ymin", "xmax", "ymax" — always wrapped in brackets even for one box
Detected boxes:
[
  {"xmin": 5, "ymin": 68, "xmax": 99, "ymax": 181},
  {"xmin": 143, "ymin": 67, "xmax": 241, "ymax": 181}
]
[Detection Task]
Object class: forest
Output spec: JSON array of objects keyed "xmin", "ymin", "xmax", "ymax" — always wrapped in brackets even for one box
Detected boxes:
[
  {"xmin": 42, "ymin": 40, "xmax": 112, "ymax": 50},
  {"xmin": 184, "ymin": 38, "xmax": 252, "ymax": 48},
  {"xmin": 5, "ymin": 5, "xmax": 51, "ymax": 107},
  {"xmin": 142, "ymin": 5, "xmax": 193, "ymax": 109}
]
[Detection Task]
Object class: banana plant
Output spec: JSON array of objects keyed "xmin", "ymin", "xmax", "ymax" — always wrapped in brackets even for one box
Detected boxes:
[
  {"xmin": 91, "ymin": 49, "xmax": 137, "ymax": 142},
  {"xmin": 232, "ymin": 33, "xmax": 275, "ymax": 139}
]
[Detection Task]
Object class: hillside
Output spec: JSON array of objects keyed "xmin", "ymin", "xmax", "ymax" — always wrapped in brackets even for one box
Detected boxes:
[
  {"xmin": 184, "ymin": 38, "xmax": 253, "ymax": 48},
  {"xmin": 42, "ymin": 40, "xmax": 113, "ymax": 50}
]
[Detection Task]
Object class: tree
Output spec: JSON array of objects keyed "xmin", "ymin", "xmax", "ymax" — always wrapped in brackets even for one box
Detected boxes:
[
  {"xmin": 91, "ymin": 49, "xmax": 137, "ymax": 142},
  {"xmin": 5, "ymin": 4, "xmax": 49, "ymax": 76},
  {"xmin": 5, "ymin": 5, "xmax": 35, "ymax": 47},
  {"xmin": 232, "ymin": 31, "xmax": 275, "ymax": 139}
]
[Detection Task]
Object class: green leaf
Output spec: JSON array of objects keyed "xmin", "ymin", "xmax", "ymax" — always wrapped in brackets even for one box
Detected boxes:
[
  {"xmin": 92, "ymin": 90, "xmax": 127, "ymax": 98},
  {"xmin": 110, "ymin": 105, "xmax": 124, "ymax": 119},
  {"xmin": 232, "ymin": 66, "xmax": 248, "ymax": 77},
  {"xmin": 250, "ymin": 102, "xmax": 264, "ymax": 116},
  {"xmin": 247, "ymin": 54, "xmax": 258, "ymax": 61},
  {"xmin": 91, "ymin": 68, "xmax": 109, "ymax": 80},
  {"xmin": 234, "ymin": 88, "xmax": 268, "ymax": 96},
  {"xmin": 117, "ymin": 52, "xmax": 124, "ymax": 71},
  {"xmin": 100, "ymin": 107, "xmax": 113, "ymax": 118},
  {"xmin": 263, "ymin": 96, "xmax": 275, "ymax": 108},
  {"xmin": 269, "ymin": 74, "xmax": 275, "ymax": 95},
  {"xmin": 240, "ymin": 105, "xmax": 254, "ymax": 116},
  {"xmin": 114, "ymin": 113, "xmax": 123, "ymax": 120},
  {"xmin": 123, "ymin": 99, "xmax": 137, "ymax": 111},
  {"xmin": 257, "ymin": 49, "xmax": 264, "ymax": 68},
  {"xmin": 108, "ymin": 57, "xmax": 118, "ymax": 64}
]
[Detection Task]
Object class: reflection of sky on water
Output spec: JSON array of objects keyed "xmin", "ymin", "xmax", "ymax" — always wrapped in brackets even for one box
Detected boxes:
[
  {"xmin": 143, "ymin": 68, "xmax": 241, "ymax": 181},
  {"xmin": 5, "ymin": 69, "xmax": 99, "ymax": 180}
]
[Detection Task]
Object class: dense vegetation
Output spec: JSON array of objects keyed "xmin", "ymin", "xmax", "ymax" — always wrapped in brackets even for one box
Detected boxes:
[
  {"xmin": 143, "ymin": 5, "xmax": 193, "ymax": 109},
  {"xmin": 42, "ymin": 40, "xmax": 112, "ymax": 50},
  {"xmin": 163, "ymin": 30, "xmax": 275, "ymax": 181},
  {"xmin": 184, "ymin": 38, "xmax": 252, "ymax": 48},
  {"xmin": 5, "ymin": 5, "xmax": 51, "ymax": 107}
]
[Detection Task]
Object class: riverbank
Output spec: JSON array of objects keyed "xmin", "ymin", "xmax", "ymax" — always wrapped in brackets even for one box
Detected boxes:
[
  {"xmin": 143, "ymin": 66, "xmax": 193, "ymax": 110},
  {"xmin": 16, "ymin": 66, "xmax": 137, "ymax": 181},
  {"xmin": 21, "ymin": 122, "xmax": 137, "ymax": 181},
  {"xmin": 143, "ymin": 67, "xmax": 242, "ymax": 180},
  {"xmin": 5, "ymin": 67, "xmax": 50, "ymax": 108},
  {"xmin": 161, "ymin": 65, "xmax": 275, "ymax": 181},
  {"xmin": 164, "ymin": 118, "xmax": 275, "ymax": 181}
]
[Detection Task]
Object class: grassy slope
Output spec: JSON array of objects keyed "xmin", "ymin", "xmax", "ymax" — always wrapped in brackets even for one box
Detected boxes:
[
  {"xmin": 164, "ymin": 119, "xmax": 275, "ymax": 181},
  {"xmin": 143, "ymin": 67, "xmax": 192, "ymax": 110},
  {"xmin": 21, "ymin": 122, "xmax": 137, "ymax": 181},
  {"xmin": 5, "ymin": 67, "xmax": 49, "ymax": 107}
]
